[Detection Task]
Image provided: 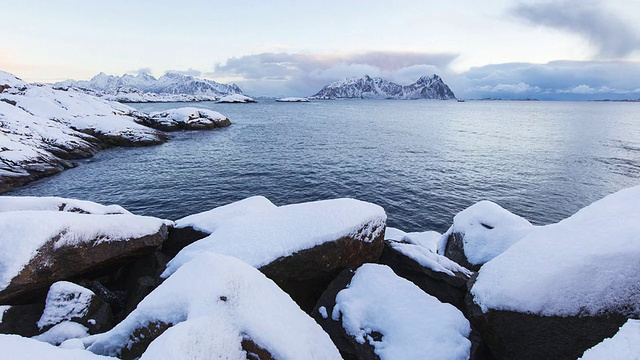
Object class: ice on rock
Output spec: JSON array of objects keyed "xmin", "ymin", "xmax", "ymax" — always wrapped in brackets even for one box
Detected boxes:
[
  {"xmin": 0, "ymin": 334, "xmax": 112, "ymax": 360},
  {"xmin": 579, "ymin": 319, "xmax": 640, "ymax": 360},
  {"xmin": 85, "ymin": 253, "xmax": 341, "ymax": 359},
  {"xmin": 471, "ymin": 185, "xmax": 640, "ymax": 316},
  {"xmin": 163, "ymin": 198, "xmax": 386, "ymax": 276},
  {"xmin": 0, "ymin": 196, "xmax": 129, "ymax": 215},
  {"xmin": 331, "ymin": 264, "xmax": 471, "ymax": 360},
  {"xmin": 438, "ymin": 200, "xmax": 535, "ymax": 266},
  {"xmin": 38, "ymin": 281, "xmax": 95, "ymax": 329},
  {"xmin": 174, "ymin": 196, "xmax": 277, "ymax": 233}
]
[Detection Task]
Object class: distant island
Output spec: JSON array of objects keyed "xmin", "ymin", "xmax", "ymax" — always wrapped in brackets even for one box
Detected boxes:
[
  {"xmin": 310, "ymin": 74, "xmax": 456, "ymax": 100},
  {"xmin": 56, "ymin": 72, "xmax": 247, "ymax": 103}
]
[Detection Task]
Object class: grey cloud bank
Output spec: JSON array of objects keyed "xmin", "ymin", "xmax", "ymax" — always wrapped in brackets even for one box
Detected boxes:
[
  {"xmin": 202, "ymin": 51, "xmax": 640, "ymax": 100},
  {"xmin": 511, "ymin": 0, "xmax": 640, "ymax": 58}
]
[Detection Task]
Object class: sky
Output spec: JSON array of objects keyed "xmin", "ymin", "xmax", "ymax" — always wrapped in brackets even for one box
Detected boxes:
[{"xmin": 1, "ymin": 0, "xmax": 640, "ymax": 99}]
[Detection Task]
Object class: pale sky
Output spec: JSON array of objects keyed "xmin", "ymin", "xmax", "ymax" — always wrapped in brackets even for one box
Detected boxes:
[{"xmin": 2, "ymin": 0, "xmax": 640, "ymax": 99}]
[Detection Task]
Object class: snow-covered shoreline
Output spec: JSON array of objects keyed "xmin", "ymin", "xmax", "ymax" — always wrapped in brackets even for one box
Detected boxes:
[{"xmin": 0, "ymin": 71, "xmax": 231, "ymax": 193}]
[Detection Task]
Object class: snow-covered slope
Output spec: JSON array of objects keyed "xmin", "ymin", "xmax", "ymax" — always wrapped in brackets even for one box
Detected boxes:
[
  {"xmin": 57, "ymin": 72, "xmax": 244, "ymax": 103},
  {"xmin": 311, "ymin": 75, "xmax": 456, "ymax": 100},
  {"xmin": 0, "ymin": 70, "xmax": 167, "ymax": 192}
]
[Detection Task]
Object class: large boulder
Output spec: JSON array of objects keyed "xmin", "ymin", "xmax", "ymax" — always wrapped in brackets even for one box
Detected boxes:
[
  {"xmin": 163, "ymin": 196, "xmax": 276, "ymax": 257},
  {"xmin": 0, "ymin": 303, "xmax": 45, "ymax": 337},
  {"xmin": 0, "ymin": 210, "xmax": 169, "ymax": 303},
  {"xmin": 142, "ymin": 107, "xmax": 231, "ymax": 131},
  {"xmin": 467, "ymin": 185, "xmax": 640, "ymax": 359},
  {"xmin": 312, "ymin": 264, "xmax": 472, "ymax": 360},
  {"xmin": 438, "ymin": 201, "xmax": 534, "ymax": 271},
  {"xmin": 378, "ymin": 240, "xmax": 472, "ymax": 310},
  {"xmin": 163, "ymin": 198, "xmax": 387, "ymax": 312},
  {"xmin": 83, "ymin": 253, "xmax": 342, "ymax": 360}
]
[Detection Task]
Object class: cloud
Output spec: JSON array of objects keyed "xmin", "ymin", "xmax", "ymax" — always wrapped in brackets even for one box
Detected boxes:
[
  {"xmin": 511, "ymin": 0, "xmax": 640, "ymax": 58},
  {"xmin": 460, "ymin": 60, "xmax": 640, "ymax": 100},
  {"xmin": 129, "ymin": 67, "xmax": 152, "ymax": 75},
  {"xmin": 166, "ymin": 68, "xmax": 202, "ymax": 77},
  {"xmin": 211, "ymin": 51, "xmax": 458, "ymax": 96}
]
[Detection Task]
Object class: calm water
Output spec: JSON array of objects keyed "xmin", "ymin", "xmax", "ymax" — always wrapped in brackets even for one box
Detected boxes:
[{"xmin": 7, "ymin": 100, "xmax": 640, "ymax": 232}]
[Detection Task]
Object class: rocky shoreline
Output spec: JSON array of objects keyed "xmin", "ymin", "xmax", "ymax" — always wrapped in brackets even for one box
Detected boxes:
[
  {"xmin": 0, "ymin": 186, "xmax": 638, "ymax": 359},
  {"xmin": 0, "ymin": 71, "xmax": 231, "ymax": 194}
]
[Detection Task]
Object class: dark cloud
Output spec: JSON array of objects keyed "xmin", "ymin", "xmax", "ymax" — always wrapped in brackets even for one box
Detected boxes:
[
  {"xmin": 212, "ymin": 51, "xmax": 458, "ymax": 96},
  {"xmin": 511, "ymin": 0, "xmax": 640, "ymax": 58},
  {"xmin": 461, "ymin": 60, "xmax": 640, "ymax": 100},
  {"xmin": 166, "ymin": 68, "xmax": 202, "ymax": 77}
]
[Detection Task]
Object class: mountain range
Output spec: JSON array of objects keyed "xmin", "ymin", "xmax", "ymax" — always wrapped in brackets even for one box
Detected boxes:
[
  {"xmin": 56, "ymin": 72, "xmax": 244, "ymax": 102},
  {"xmin": 311, "ymin": 75, "xmax": 456, "ymax": 100}
]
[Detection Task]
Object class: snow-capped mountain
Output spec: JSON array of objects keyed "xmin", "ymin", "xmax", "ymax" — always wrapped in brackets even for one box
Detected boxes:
[
  {"xmin": 56, "ymin": 72, "xmax": 244, "ymax": 102},
  {"xmin": 311, "ymin": 75, "xmax": 456, "ymax": 100}
]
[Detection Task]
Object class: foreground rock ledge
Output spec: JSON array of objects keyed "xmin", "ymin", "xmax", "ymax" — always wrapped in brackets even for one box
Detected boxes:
[{"xmin": 0, "ymin": 211, "xmax": 169, "ymax": 304}]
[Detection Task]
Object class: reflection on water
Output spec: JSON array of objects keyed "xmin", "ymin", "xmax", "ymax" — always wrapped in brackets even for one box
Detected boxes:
[{"xmin": 6, "ymin": 100, "xmax": 640, "ymax": 233}]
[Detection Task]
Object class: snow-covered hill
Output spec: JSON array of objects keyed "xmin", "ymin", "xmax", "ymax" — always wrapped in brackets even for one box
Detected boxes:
[
  {"xmin": 311, "ymin": 75, "xmax": 456, "ymax": 100},
  {"xmin": 56, "ymin": 72, "xmax": 244, "ymax": 103}
]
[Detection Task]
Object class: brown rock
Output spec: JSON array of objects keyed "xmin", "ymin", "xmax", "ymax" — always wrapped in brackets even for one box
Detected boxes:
[
  {"xmin": 259, "ymin": 226, "xmax": 385, "ymax": 313},
  {"xmin": 0, "ymin": 225, "xmax": 168, "ymax": 304}
]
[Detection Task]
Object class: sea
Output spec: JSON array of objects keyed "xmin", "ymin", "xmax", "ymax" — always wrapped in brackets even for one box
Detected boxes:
[{"xmin": 7, "ymin": 100, "xmax": 640, "ymax": 233}]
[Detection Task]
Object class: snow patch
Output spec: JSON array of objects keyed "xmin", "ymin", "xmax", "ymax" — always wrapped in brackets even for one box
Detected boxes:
[
  {"xmin": 174, "ymin": 196, "xmax": 277, "ymax": 233},
  {"xmin": 389, "ymin": 242, "xmax": 472, "ymax": 277},
  {"xmin": 33, "ymin": 321, "xmax": 89, "ymax": 345},
  {"xmin": 0, "ymin": 196, "xmax": 129, "ymax": 215},
  {"xmin": 0, "ymin": 334, "xmax": 111, "ymax": 360},
  {"xmin": 385, "ymin": 227, "xmax": 441, "ymax": 251},
  {"xmin": 331, "ymin": 264, "xmax": 471, "ymax": 360}
]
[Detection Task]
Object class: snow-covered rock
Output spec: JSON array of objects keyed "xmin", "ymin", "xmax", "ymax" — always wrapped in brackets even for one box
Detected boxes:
[
  {"xmin": 56, "ymin": 72, "xmax": 243, "ymax": 103},
  {"xmin": 313, "ymin": 264, "xmax": 472, "ymax": 360},
  {"xmin": 33, "ymin": 321, "xmax": 89, "ymax": 346},
  {"xmin": 311, "ymin": 74, "xmax": 456, "ymax": 100},
  {"xmin": 0, "ymin": 334, "xmax": 112, "ymax": 359},
  {"xmin": 83, "ymin": 253, "xmax": 342, "ymax": 359},
  {"xmin": 379, "ymin": 241, "xmax": 472, "ymax": 310},
  {"xmin": 163, "ymin": 196, "xmax": 277, "ymax": 257},
  {"xmin": 385, "ymin": 227, "xmax": 441, "ymax": 251},
  {"xmin": 0, "ymin": 71, "xmax": 168, "ymax": 192},
  {"xmin": 0, "ymin": 210, "xmax": 170, "ymax": 303},
  {"xmin": 217, "ymin": 93, "xmax": 256, "ymax": 103},
  {"xmin": 37, "ymin": 281, "xmax": 112, "ymax": 334},
  {"xmin": 139, "ymin": 107, "xmax": 231, "ymax": 131},
  {"xmin": 163, "ymin": 198, "xmax": 386, "ymax": 311},
  {"xmin": 466, "ymin": 185, "xmax": 640, "ymax": 360},
  {"xmin": 0, "ymin": 196, "xmax": 129, "ymax": 214},
  {"xmin": 579, "ymin": 319, "xmax": 640, "ymax": 360},
  {"xmin": 276, "ymin": 97, "xmax": 310, "ymax": 102},
  {"xmin": 438, "ymin": 200, "xmax": 535, "ymax": 270}
]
